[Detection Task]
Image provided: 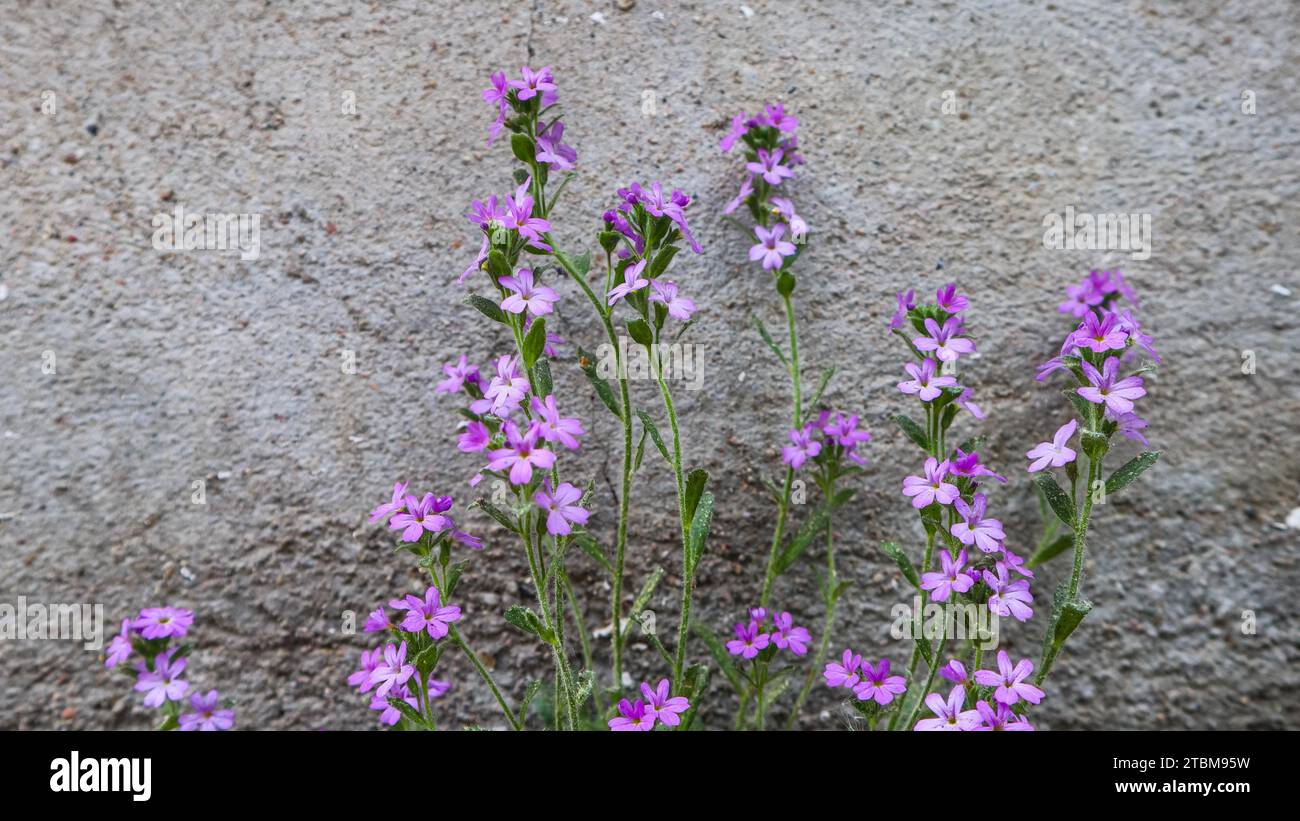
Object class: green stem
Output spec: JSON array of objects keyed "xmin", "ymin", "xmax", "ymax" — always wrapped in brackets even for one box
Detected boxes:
[
  {"xmin": 656, "ymin": 367, "xmax": 693, "ymax": 691},
  {"xmin": 759, "ymin": 290, "xmax": 803, "ymax": 607},
  {"xmin": 449, "ymin": 624, "xmax": 521, "ymax": 731},
  {"xmin": 787, "ymin": 479, "xmax": 838, "ymax": 729},
  {"xmin": 900, "ymin": 636, "xmax": 948, "ymax": 730}
]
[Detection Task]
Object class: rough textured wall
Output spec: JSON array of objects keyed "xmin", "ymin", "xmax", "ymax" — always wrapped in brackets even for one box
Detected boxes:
[{"xmin": 2, "ymin": 0, "xmax": 1297, "ymax": 730}]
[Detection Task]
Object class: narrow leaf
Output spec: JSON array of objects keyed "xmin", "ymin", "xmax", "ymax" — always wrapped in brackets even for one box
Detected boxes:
[{"xmin": 1104, "ymin": 451, "xmax": 1161, "ymax": 495}]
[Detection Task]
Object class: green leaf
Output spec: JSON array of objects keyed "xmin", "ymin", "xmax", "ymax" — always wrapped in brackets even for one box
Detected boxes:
[
  {"xmin": 646, "ymin": 245, "xmax": 679, "ymax": 279},
  {"xmin": 576, "ymin": 344, "xmax": 621, "ymax": 417},
  {"xmin": 533, "ymin": 357, "xmax": 553, "ymax": 398},
  {"xmin": 554, "ymin": 249, "xmax": 592, "ymax": 278},
  {"xmin": 775, "ymin": 488, "xmax": 855, "ymax": 575},
  {"xmin": 1105, "ymin": 451, "xmax": 1161, "ymax": 496},
  {"xmin": 573, "ymin": 531, "xmax": 612, "ymax": 575},
  {"xmin": 691, "ymin": 621, "xmax": 742, "ymax": 692},
  {"xmin": 387, "ymin": 697, "xmax": 429, "ymax": 729},
  {"xmin": 1063, "ymin": 389, "xmax": 1096, "ymax": 423},
  {"xmin": 486, "ymin": 249, "xmax": 511, "ymax": 281},
  {"xmin": 521, "ymin": 316, "xmax": 547, "ymax": 370},
  {"xmin": 1081, "ymin": 430, "xmax": 1110, "ymax": 462},
  {"xmin": 880, "ymin": 541, "xmax": 920, "ymax": 589},
  {"xmin": 808, "ymin": 366, "xmax": 835, "ymax": 409},
  {"xmin": 1039, "ymin": 582, "xmax": 1093, "ymax": 680},
  {"xmin": 464, "ymin": 294, "xmax": 506, "ymax": 324},
  {"xmin": 510, "ymin": 133, "xmax": 535, "ymax": 164},
  {"xmin": 635, "ymin": 410, "xmax": 670, "ymax": 464},
  {"xmin": 517, "ymin": 680, "xmax": 543, "ymax": 728},
  {"xmin": 626, "ymin": 317, "xmax": 653, "ymax": 347},
  {"xmin": 678, "ymin": 663, "xmax": 710, "ymax": 731},
  {"xmin": 1033, "ymin": 472, "xmax": 1077, "ymax": 527},
  {"xmin": 573, "ymin": 670, "xmax": 595, "ymax": 707},
  {"xmin": 891, "ymin": 327, "xmax": 926, "ymax": 360},
  {"xmin": 444, "ymin": 561, "xmax": 467, "ymax": 598},
  {"xmin": 915, "ymin": 635, "xmax": 932, "ymax": 666},
  {"xmin": 776, "ymin": 270, "xmax": 796, "ymax": 296},
  {"xmin": 893, "ymin": 414, "xmax": 930, "ymax": 452},
  {"xmin": 621, "ymin": 566, "xmax": 666, "ymax": 641},
  {"xmin": 413, "ymin": 642, "xmax": 443, "ymax": 677},
  {"xmin": 954, "ymin": 434, "xmax": 986, "ymax": 456},
  {"xmin": 1026, "ymin": 532, "xmax": 1073, "ymax": 569},
  {"xmin": 687, "ymin": 491, "xmax": 715, "ymax": 574},
  {"xmin": 753, "ymin": 315, "xmax": 787, "ymax": 365},
  {"xmin": 684, "ymin": 469, "xmax": 709, "ymax": 524},
  {"xmin": 472, "ymin": 499, "xmax": 519, "ymax": 534},
  {"xmin": 632, "ymin": 426, "xmax": 648, "ymax": 472},
  {"xmin": 504, "ymin": 605, "xmax": 556, "ymax": 645}
]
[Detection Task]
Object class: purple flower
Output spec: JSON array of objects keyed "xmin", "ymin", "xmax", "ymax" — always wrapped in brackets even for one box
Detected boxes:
[
  {"xmin": 364, "ymin": 606, "xmax": 393, "ymax": 633},
  {"xmin": 719, "ymin": 112, "xmax": 750, "ymax": 153},
  {"xmin": 504, "ymin": 178, "xmax": 552, "ymax": 250},
  {"xmin": 823, "ymin": 412, "xmax": 872, "ymax": 454},
  {"xmin": 889, "ymin": 289, "xmax": 916, "ymax": 331},
  {"xmin": 949, "ymin": 449, "xmax": 1007, "ymax": 483},
  {"xmin": 369, "ymin": 481, "xmax": 409, "ymax": 524},
  {"xmin": 532, "ymin": 394, "xmax": 585, "ymax": 450},
  {"xmin": 436, "ymin": 356, "xmax": 480, "ymax": 394},
  {"xmin": 938, "ymin": 659, "xmax": 968, "ymax": 685},
  {"xmin": 371, "ymin": 682, "xmax": 420, "ymax": 726},
  {"xmin": 853, "ymin": 658, "xmax": 907, "ymax": 706},
  {"xmin": 898, "ymin": 358, "xmax": 957, "ymax": 402},
  {"xmin": 935, "ymin": 283, "xmax": 969, "ymax": 314},
  {"xmin": 998, "ymin": 547, "xmax": 1036, "ymax": 579},
  {"xmin": 388, "ymin": 493, "xmax": 454, "ymax": 542},
  {"xmin": 824, "ymin": 649, "xmax": 863, "ymax": 688},
  {"xmin": 133, "ymin": 607, "xmax": 194, "ymax": 640},
  {"xmin": 913, "ymin": 317, "xmax": 975, "ymax": 363},
  {"xmin": 508, "ymin": 65, "xmax": 557, "ymax": 104},
  {"xmin": 370, "ymin": 641, "xmax": 415, "ymax": 698},
  {"xmin": 1071, "ymin": 312, "xmax": 1128, "ymax": 353},
  {"xmin": 486, "ymin": 421, "xmax": 557, "ymax": 485},
  {"xmin": 482, "ymin": 72, "xmax": 508, "ymax": 145},
  {"xmin": 764, "ymin": 102, "xmax": 799, "ymax": 132},
  {"xmin": 920, "ymin": 548, "xmax": 975, "ymax": 602},
  {"xmin": 914, "ymin": 685, "xmax": 981, "ymax": 731},
  {"xmin": 482, "ymin": 354, "xmax": 531, "ymax": 417},
  {"xmin": 749, "ymin": 224, "xmax": 796, "ymax": 270},
  {"xmin": 392, "ymin": 586, "xmax": 461, "ymax": 639},
  {"xmin": 1110, "ymin": 410, "xmax": 1150, "ymax": 446},
  {"xmin": 641, "ymin": 679, "xmax": 690, "ymax": 727},
  {"xmin": 608, "ymin": 698, "xmax": 657, "ymax": 731},
  {"xmin": 722, "ymin": 175, "xmax": 754, "ymax": 216},
  {"xmin": 974, "ymin": 651, "xmax": 1045, "ymax": 706},
  {"xmin": 726, "ymin": 620, "xmax": 770, "ymax": 659},
  {"xmin": 458, "ymin": 420, "xmax": 490, "ymax": 453},
  {"xmin": 1078, "ymin": 358, "xmax": 1146, "ymax": 415},
  {"xmin": 179, "ymin": 690, "xmax": 235, "ymax": 731},
  {"xmin": 973, "ymin": 699, "xmax": 1035, "ymax": 731},
  {"xmin": 983, "ymin": 567, "xmax": 1034, "ymax": 622},
  {"xmin": 500, "ymin": 268, "xmax": 560, "ymax": 317},
  {"xmin": 1026, "ymin": 419, "xmax": 1078, "ymax": 472},
  {"xmin": 770, "ymin": 198, "xmax": 808, "ymax": 241},
  {"xmin": 534, "ymin": 480, "xmax": 589, "ymax": 536},
  {"xmin": 349, "ymin": 646, "xmax": 385, "ymax": 692},
  {"xmin": 105, "ymin": 619, "xmax": 132, "ymax": 668},
  {"xmin": 746, "ymin": 147, "xmax": 795, "ymax": 185},
  {"xmin": 535, "ymin": 120, "xmax": 577, "ymax": 170},
  {"xmin": 134, "ymin": 649, "xmax": 189, "ymax": 708},
  {"xmin": 902, "ymin": 457, "xmax": 959, "ymax": 509},
  {"xmin": 951, "ymin": 493, "xmax": 1006, "ymax": 553},
  {"xmin": 606, "ymin": 259, "xmax": 649, "ymax": 306},
  {"xmin": 1114, "ymin": 309, "xmax": 1160, "ymax": 363},
  {"xmin": 781, "ymin": 424, "xmax": 822, "ymax": 469},
  {"xmin": 956, "ymin": 387, "xmax": 987, "ymax": 420},
  {"xmin": 1058, "ymin": 282, "xmax": 1101, "ymax": 318},
  {"xmin": 648, "ymin": 280, "xmax": 696, "ymax": 321},
  {"xmin": 771, "ymin": 611, "xmax": 811, "ymax": 655}
]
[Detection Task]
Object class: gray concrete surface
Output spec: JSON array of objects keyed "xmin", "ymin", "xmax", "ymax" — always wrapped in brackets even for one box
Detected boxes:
[{"xmin": 1, "ymin": 0, "xmax": 1297, "ymax": 730}]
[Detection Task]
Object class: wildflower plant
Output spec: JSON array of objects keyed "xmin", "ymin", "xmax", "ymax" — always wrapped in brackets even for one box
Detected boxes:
[{"xmin": 106, "ymin": 606, "xmax": 234, "ymax": 731}]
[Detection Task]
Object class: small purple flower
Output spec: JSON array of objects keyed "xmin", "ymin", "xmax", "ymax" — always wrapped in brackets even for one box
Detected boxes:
[
  {"xmin": 1114, "ymin": 309, "xmax": 1160, "ymax": 363},
  {"xmin": 369, "ymin": 481, "xmax": 409, "ymax": 524},
  {"xmin": 889, "ymin": 289, "xmax": 916, "ymax": 331},
  {"xmin": 719, "ymin": 112, "xmax": 749, "ymax": 153},
  {"xmin": 534, "ymin": 480, "xmax": 590, "ymax": 536},
  {"xmin": 508, "ymin": 65, "xmax": 557, "ymax": 104},
  {"xmin": 364, "ymin": 606, "xmax": 393, "ymax": 633},
  {"xmin": 951, "ymin": 493, "xmax": 1006, "ymax": 553},
  {"xmin": 133, "ymin": 607, "xmax": 194, "ymax": 640},
  {"xmin": 648, "ymin": 280, "xmax": 696, "ymax": 321},
  {"xmin": 771, "ymin": 611, "xmax": 811, "ymax": 655},
  {"xmin": 935, "ymin": 283, "xmax": 969, "ymax": 314},
  {"xmin": 853, "ymin": 659, "xmax": 907, "ymax": 706},
  {"xmin": 134, "ymin": 649, "xmax": 189, "ymax": 708},
  {"xmin": 392, "ymin": 587, "xmax": 461, "ymax": 640},
  {"xmin": 973, "ymin": 699, "xmax": 1035, "ymax": 731},
  {"xmin": 770, "ymin": 197, "xmax": 808, "ymax": 241},
  {"xmin": 722, "ymin": 175, "xmax": 754, "ymax": 216},
  {"xmin": 746, "ymin": 148, "xmax": 795, "ymax": 185},
  {"xmin": 436, "ymin": 356, "xmax": 480, "ymax": 395},
  {"xmin": 482, "ymin": 72, "xmax": 509, "ymax": 145},
  {"xmin": 914, "ymin": 685, "xmax": 981, "ymax": 731},
  {"xmin": 898, "ymin": 358, "xmax": 957, "ymax": 402},
  {"xmin": 486, "ymin": 421, "xmax": 557, "ymax": 485},
  {"xmin": 371, "ymin": 682, "xmax": 420, "ymax": 727},
  {"xmin": 179, "ymin": 690, "xmax": 235, "ymax": 731},
  {"xmin": 608, "ymin": 698, "xmax": 657, "ymax": 731},
  {"xmin": 726, "ymin": 620, "xmax": 770, "ymax": 659},
  {"xmin": 349, "ymin": 646, "xmax": 385, "ymax": 692},
  {"xmin": 532, "ymin": 394, "xmax": 585, "ymax": 450},
  {"xmin": 458, "ymin": 420, "xmax": 491, "ymax": 453},
  {"xmin": 606, "ymin": 259, "xmax": 649, "ymax": 306},
  {"xmin": 500, "ymin": 268, "xmax": 560, "ymax": 317},
  {"xmin": 949, "ymin": 449, "xmax": 1007, "ymax": 483},
  {"xmin": 535, "ymin": 120, "xmax": 577, "ymax": 170},
  {"xmin": 749, "ymin": 224, "xmax": 796, "ymax": 270},
  {"xmin": 105, "ymin": 619, "xmax": 132, "ymax": 668},
  {"xmin": 1058, "ymin": 282, "xmax": 1101, "ymax": 318},
  {"xmin": 781, "ymin": 424, "xmax": 822, "ymax": 469},
  {"xmin": 388, "ymin": 493, "xmax": 454, "ymax": 542},
  {"xmin": 481, "ymin": 354, "xmax": 531, "ymax": 416},
  {"xmin": 504, "ymin": 178, "xmax": 552, "ymax": 250},
  {"xmin": 1026, "ymin": 419, "xmax": 1078, "ymax": 472},
  {"xmin": 983, "ymin": 567, "xmax": 1034, "ymax": 622},
  {"xmin": 902, "ymin": 458, "xmax": 959, "ymax": 509},
  {"xmin": 370, "ymin": 641, "xmax": 415, "ymax": 698},
  {"xmin": 920, "ymin": 548, "xmax": 975, "ymax": 602},
  {"xmin": 764, "ymin": 102, "xmax": 799, "ymax": 133},
  {"xmin": 974, "ymin": 651, "xmax": 1045, "ymax": 706},
  {"xmin": 938, "ymin": 659, "xmax": 968, "ymax": 685},
  {"xmin": 1110, "ymin": 410, "xmax": 1150, "ymax": 446},
  {"xmin": 823, "ymin": 412, "xmax": 872, "ymax": 453},
  {"xmin": 913, "ymin": 317, "xmax": 975, "ymax": 363},
  {"xmin": 824, "ymin": 649, "xmax": 863, "ymax": 689},
  {"xmin": 956, "ymin": 387, "xmax": 987, "ymax": 420},
  {"xmin": 640, "ymin": 679, "xmax": 690, "ymax": 727},
  {"xmin": 1078, "ymin": 358, "xmax": 1146, "ymax": 415},
  {"xmin": 998, "ymin": 547, "xmax": 1036, "ymax": 579},
  {"xmin": 1071, "ymin": 311, "xmax": 1128, "ymax": 353}
]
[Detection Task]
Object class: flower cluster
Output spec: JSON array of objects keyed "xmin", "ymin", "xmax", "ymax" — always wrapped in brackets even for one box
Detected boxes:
[
  {"xmin": 823, "ymin": 650, "xmax": 908, "ymax": 707},
  {"xmin": 914, "ymin": 651, "xmax": 1041, "ymax": 731},
  {"xmin": 726, "ymin": 607, "xmax": 811, "ymax": 659},
  {"xmin": 370, "ymin": 484, "xmax": 483, "ymax": 548},
  {"xmin": 781, "ymin": 410, "xmax": 872, "ymax": 471},
  {"xmin": 720, "ymin": 103, "xmax": 808, "ymax": 271},
  {"xmin": 607, "ymin": 679, "xmax": 691, "ymax": 731},
  {"xmin": 106, "ymin": 606, "xmax": 234, "ymax": 731}
]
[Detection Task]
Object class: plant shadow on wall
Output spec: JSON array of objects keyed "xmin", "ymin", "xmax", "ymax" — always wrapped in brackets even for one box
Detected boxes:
[{"xmin": 94, "ymin": 65, "xmax": 1163, "ymax": 732}]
